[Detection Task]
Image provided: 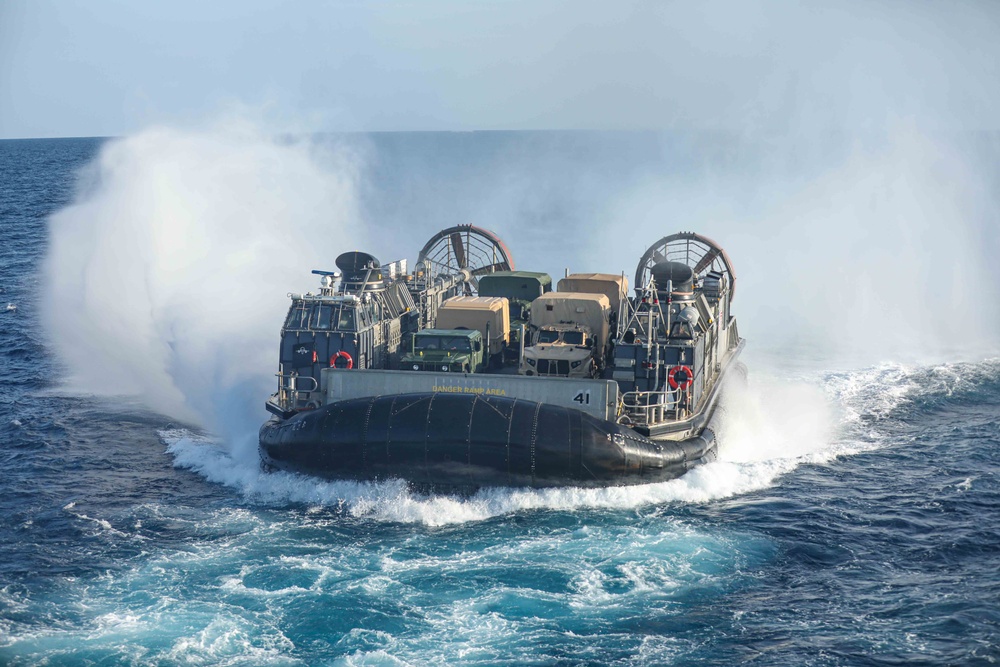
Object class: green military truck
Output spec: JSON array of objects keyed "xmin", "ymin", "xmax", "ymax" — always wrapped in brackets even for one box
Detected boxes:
[
  {"xmin": 476, "ymin": 271, "xmax": 552, "ymax": 363},
  {"xmin": 400, "ymin": 329, "xmax": 485, "ymax": 374},
  {"xmin": 434, "ymin": 296, "xmax": 510, "ymax": 368}
]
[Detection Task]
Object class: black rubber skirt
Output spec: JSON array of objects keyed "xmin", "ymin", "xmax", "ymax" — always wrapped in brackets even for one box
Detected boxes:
[{"xmin": 259, "ymin": 393, "xmax": 716, "ymax": 489}]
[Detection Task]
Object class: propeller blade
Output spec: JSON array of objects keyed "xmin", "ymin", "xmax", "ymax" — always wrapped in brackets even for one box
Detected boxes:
[
  {"xmin": 693, "ymin": 248, "xmax": 721, "ymax": 274},
  {"xmin": 451, "ymin": 232, "xmax": 467, "ymax": 269}
]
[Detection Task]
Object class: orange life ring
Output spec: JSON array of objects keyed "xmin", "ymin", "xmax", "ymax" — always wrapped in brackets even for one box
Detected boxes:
[
  {"xmin": 329, "ymin": 350, "xmax": 354, "ymax": 370},
  {"xmin": 668, "ymin": 365, "xmax": 693, "ymax": 390}
]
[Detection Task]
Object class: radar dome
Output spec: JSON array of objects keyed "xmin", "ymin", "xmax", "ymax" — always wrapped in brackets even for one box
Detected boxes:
[{"xmin": 678, "ymin": 306, "xmax": 700, "ymax": 326}]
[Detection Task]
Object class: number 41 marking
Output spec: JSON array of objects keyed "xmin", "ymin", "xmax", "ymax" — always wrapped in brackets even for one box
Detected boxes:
[{"xmin": 573, "ymin": 391, "xmax": 591, "ymax": 405}]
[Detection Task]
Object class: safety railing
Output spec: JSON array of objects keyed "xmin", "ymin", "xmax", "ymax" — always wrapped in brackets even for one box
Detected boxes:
[
  {"xmin": 619, "ymin": 387, "xmax": 689, "ymax": 426},
  {"xmin": 273, "ymin": 372, "xmax": 319, "ymax": 411}
]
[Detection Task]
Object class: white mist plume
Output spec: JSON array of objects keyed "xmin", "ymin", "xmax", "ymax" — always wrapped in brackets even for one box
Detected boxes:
[
  {"xmin": 716, "ymin": 370, "xmax": 835, "ymax": 463},
  {"xmin": 586, "ymin": 125, "xmax": 1000, "ymax": 366},
  {"xmin": 43, "ymin": 121, "xmax": 364, "ymax": 445}
]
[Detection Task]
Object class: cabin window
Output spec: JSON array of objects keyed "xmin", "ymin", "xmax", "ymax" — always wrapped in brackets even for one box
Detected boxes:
[
  {"xmin": 311, "ymin": 304, "xmax": 333, "ymax": 330},
  {"xmin": 337, "ymin": 308, "xmax": 356, "ymax": 331},
  {"xmin": 414, "ymin": 336, "xmax": 439, "ymax": 351},
  {"xmin": 284, "ymin": 302, "xmax": 309, "ymax": 329},
  {"xmin": 415, "ymin": 336, "xmax": 471, "ymax": 352},
  {"xmin": 670, "ymin": 321, "xmax": 693, "ymax": 339},
  {"xmin": 563, "ymin": 331, "xmax": 584, "ymax": 345},
  {"xmin": 443, "ymin": 337, "xmax": 472, "ymax": 352}
]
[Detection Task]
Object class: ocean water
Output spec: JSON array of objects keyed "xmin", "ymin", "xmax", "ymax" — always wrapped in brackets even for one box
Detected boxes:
[{"xmin": 1, "ymin": 132, "xmax": 999, "ymax": 666}]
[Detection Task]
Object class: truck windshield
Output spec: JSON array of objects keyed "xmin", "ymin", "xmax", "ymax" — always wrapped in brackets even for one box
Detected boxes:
[
  {"xmin": 563, "ymin": 331, "xmax": 584, "ymax": 345},
  {"xmin": 538, "ymin": 329, "xmax": 559, "ymax": 344},
  {"xmin": 415, "ymin": 336, "xmax": 472, "ymax": 352}
]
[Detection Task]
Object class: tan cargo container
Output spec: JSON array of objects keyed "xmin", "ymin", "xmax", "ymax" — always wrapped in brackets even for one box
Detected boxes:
[
  {"xmin": 557, "ymin": 273, "xmax": 629, "ymax": 315},
  {"xmin": 529, "ymin": 292, "xmax": 611, "ymax": 351},
  {"xmin": 436, "ymin": 296, "xmax": 510, "ymax": 358}
]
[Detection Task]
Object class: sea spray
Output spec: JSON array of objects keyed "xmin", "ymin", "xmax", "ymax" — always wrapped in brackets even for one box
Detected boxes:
[
  {"xmin": 589, "ymin": 125, "xmax": 1000, "ymax": 366},
  {"xmin": 716, "ymin": 369, "xmax": 834, "ymax": 464},
  {"xmin": 160, "ymin": 351, "xmax": 981, "ymax": 526},
  {"xmin": 160, "ymin": 362, "xmax": 845, "ymax": 526},
  {"xmin": 42, "ymin": 123, "xmax": 364, "ymax": 450},
  {"xmin": 165, "ymin": 424, "xmax": 804, "ymax": 527}
]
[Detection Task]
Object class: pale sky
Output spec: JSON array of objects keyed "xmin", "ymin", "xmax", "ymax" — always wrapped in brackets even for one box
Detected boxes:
[{"xmin": 1, "ymin": 0, "xmax": 998, "ymax": 139}]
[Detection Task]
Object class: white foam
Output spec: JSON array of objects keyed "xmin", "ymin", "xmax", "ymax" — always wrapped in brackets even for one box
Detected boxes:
[
  {"xmin": 219, "ymin": 571, "xmax": 311, "ymax": 599},
  {"xmin": 162, "ymin": 615, "xmax": 296, "ymax": 666},
  {"xmin": 155, "ymin": 353, "xmax": 915, "ymax": 526},
  {"xmin": 61, "ymin": 503, "xmax": 130, "ymax": 538},
  {"xmin": 338, "ymin": 650, "xmax": 413, "ymax": 667},
  {"xmin": 162, "ymin": 422, "xmax": 808, "ymax": 527},
  {"xmin": 157, "ymin": 352, "xmax": 1000, "ymax": 526}
]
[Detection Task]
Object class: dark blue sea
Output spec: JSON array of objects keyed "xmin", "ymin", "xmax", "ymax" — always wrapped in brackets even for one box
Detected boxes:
[{"xmin": 1, "ymin": 130, "xmax": 999, "ymax": 665}]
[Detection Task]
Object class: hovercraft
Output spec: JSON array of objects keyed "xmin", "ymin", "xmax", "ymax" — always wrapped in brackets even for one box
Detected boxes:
[{"xmin": 259, "ymin": 227, "xmax": 745, "ymax": 489}]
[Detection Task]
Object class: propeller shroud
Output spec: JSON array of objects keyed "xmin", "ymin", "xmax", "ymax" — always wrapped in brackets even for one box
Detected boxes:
[
  {"xmin": 417, "ymin": 224, "xmax": 515, "ymax": 291},
  {"xmin": 635, "ymin": 231, "xmax": 736, "ymax": 301}
]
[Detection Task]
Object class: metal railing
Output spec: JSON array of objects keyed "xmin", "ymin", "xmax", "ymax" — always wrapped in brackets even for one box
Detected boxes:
[
  {"xmin": 273, "ymin": 372, "xmax": 319, "ymax": 411},
  {"xmin": 619, "ymin": 386, "xmax": 690, "ymax": 426}
]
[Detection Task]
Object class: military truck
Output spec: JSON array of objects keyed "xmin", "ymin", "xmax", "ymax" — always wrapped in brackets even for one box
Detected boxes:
[
  {"xmin": 433, "ymin": 296, "xmax": 510, "ymax": 368},
  {"xmin": 477, "ymin": 271, "xmax": 552, "ymax": 363},
  {"xmin": 557, "ymin": 273, "xmax": 629, "ymax": 337},
  {"xmin": 519, "ymin": 292, "xmax": 612, "ymax": 378},
  {"xmin": 400, "ymin": 329, "xmax": 485, "ymax": 374}
]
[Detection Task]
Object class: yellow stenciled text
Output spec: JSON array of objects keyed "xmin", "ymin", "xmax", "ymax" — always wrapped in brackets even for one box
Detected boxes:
[{"xmin": 431, "ymin": 385, "xmax": 507, "ymax": 396}]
